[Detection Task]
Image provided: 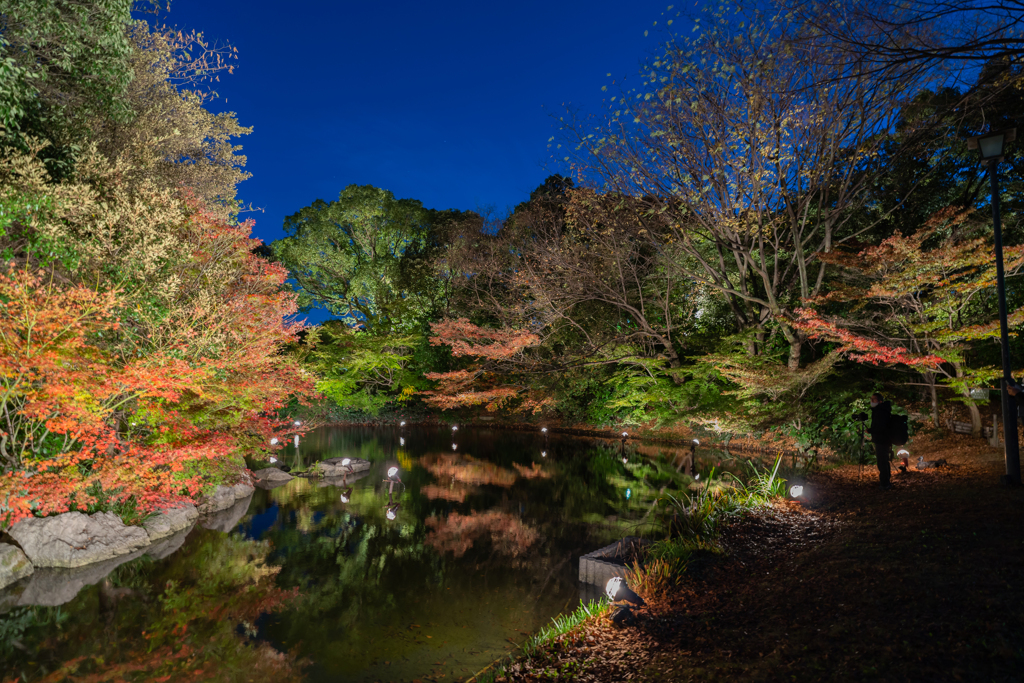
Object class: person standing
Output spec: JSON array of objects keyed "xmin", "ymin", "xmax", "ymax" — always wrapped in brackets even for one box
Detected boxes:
[{"xmin": 869, "ymin": 392, "xmax": 893, "ymax": 489}]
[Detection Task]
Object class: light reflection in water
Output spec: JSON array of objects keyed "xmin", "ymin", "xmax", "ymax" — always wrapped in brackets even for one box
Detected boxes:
[{"xmin": 0, "ymin": 425, "xmax": 739, "ymax": 683}]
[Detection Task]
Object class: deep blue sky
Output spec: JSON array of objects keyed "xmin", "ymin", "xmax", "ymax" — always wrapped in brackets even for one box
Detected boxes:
[{"xmin": 149, "ymin": 0, "xmax": 674, "ymax": 246}]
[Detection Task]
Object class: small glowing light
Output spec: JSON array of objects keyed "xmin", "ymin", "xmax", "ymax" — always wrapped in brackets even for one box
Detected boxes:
[
  {"xmin": 695, "ymin": 474, "xmax": 700, "ymax": 480},
  {"xmin": 541, "ymin": 451, "xmax": 547, "ymax": 457},
  {"xmin": 452, "ymin": 425, "xmax": 458, "ymax": 431},
  {"xmin": 270, "ymin": 438, "xmax": 278, "ymax": 446},
  {"xmin": 452, "ymin": 443, "xmax": 458, "ymax": 450},
  {"xmin": 386, "ymin": 509, "xmax": 397, "ymax": 520},
  {"xmin": 400, "ymin": 421, "xmax": 406, "ymax": 427},
  {"xmin": 340, "ymin": 493, "xmax": 349, "ymax": 503},
  {"xmin": 388, "ymin": 467, "xmax": 399, "ymax": 478},
  {"xmin": 294, "ymin": 420, "xmax": 302, "ymax": 426},
  {"xmin": 541, "ymin": 427, "xmax": 548, "ymax": 433},
  {"xmin": 400, "ymin": 437, "xmax": 405, "ymax": 446},
  {"xmin": 692, "ymin": 439, "xmax": 700, "ymax": 445},
  {"xmin": 790, "ymin": 485, "xmax": 804, "ymax": 498},
  {"xmin": 622, "ymin": 432, "xmax": 629, "ymax": 438},
  {"xmin": 897, "ymin": 449, "xmax": 909, "ymax": 457},
  {"xmin": 622, "ymin": 457, "xmax": 628, "ymax": 464},
  {"xmin": 605, "ymin": 576, "xmax": 623, "ymax": 601},
  {"xmin": 269, "ymin": 456, "xmax": 277, "ymax": 464},
  {"xmin": 341, "ymin": 458, "xmax": 351, "ymax": 467},
  {"xmin": 625, "ymin": 488, "xmax": 632, "ymax": 500}
]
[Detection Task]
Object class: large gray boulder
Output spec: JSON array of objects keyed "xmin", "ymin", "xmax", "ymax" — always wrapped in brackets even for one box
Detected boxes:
[
  {"xmin": 253, "ymin": 477, "xmax": 291, "ymax": 490},
  {"xmin": 197, "ymin": 482, "xmax": 254, "ymax": 514},
  {"xmin": 252, "ymin": 467, "xmax": 294, "ymax": 482},
  {"xmin": 199, "ymin": 491, "xmax": 253, "ymax": 533},
  {"xmin": 143, "ymin": 503, "xmax": 199, "ymax": 542},
  {"xmin": 8, "ymin": 512, "xmax": 150, "ymax": 569},
  {"xmin": 0, "ymin": 543, "xmax": 33, "ymax": 590}
]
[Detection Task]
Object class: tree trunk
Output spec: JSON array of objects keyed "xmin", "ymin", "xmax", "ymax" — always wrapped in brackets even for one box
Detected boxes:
[
  {"xmin": 922, "ymin": 371, "xmax": 939, "ymax": 427},
  {"xmin": 953, "ymin": 363, "xmax": 982, "ymax": 436}
]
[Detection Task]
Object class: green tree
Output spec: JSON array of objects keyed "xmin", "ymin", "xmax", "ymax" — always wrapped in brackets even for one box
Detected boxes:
[
  {"xmin": 272, "ymin": 185, "xmax": 451, "ymax": 334},
  {"xmin": 0, "ymin": 0, "xmax": 135, "ymax": 175}
]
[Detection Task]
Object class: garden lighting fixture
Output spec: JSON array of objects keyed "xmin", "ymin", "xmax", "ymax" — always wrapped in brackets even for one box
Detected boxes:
[
  {"xmin": 270, "ymin": 438, "xmax": 279, "ymax": 446},
  {"xmin": 388, "ymin": 467, "xmax": 400, "ymax": 480},
  {"xmin": 789, "ymin": 485, "xmax": 804, "ymax": 498},
  {"xmin": 897, "ymin": 449, "xmax": 910, "ymax": 471},
  {"xmin": 605, "ymin": 577, "xmax": 645, "ymax": 606}
]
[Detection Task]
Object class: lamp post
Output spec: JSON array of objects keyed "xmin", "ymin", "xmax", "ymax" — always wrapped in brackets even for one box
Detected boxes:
[{"xmin": 968, "ymin": 128, "xmax": 1019, "ymax": 485}]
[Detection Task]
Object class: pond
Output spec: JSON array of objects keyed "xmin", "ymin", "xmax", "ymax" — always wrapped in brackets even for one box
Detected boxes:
[{"xmin": 0, "ymin": 425, "xmax": 716, "ymax": 682}]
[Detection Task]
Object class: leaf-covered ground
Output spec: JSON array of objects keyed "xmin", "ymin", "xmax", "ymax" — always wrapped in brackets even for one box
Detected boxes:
[{"xmin": 493, "ymin": 432, "xmax": 1024, "ymax": 682}]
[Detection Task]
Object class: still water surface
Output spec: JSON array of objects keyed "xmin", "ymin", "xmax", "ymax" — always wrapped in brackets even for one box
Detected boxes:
[{"xmin": 1, "ymin": 426, "xmax": 708, "ymax": 682}]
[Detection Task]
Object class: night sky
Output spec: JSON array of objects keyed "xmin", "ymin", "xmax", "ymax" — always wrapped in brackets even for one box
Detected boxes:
[{"xmin": 147, "ymin": 0, "xmax": 675, "ymax": 247}]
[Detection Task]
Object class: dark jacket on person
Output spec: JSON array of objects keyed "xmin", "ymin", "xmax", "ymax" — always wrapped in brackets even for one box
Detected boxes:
[{"xmin": 869, "ymin": 400, "xmax": 892, "ymax": 441}]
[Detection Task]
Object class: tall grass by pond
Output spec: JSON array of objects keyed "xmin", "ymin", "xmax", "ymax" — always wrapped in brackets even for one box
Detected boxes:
[{"xmin": 475, "ymin": 456, "xmax": 790, "ymax": 682}]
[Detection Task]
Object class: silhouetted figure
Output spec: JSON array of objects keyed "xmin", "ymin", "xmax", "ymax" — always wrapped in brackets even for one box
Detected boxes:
[{"xmin": 869, "ymin": 392, "xmax": 894, "ymax": 489}]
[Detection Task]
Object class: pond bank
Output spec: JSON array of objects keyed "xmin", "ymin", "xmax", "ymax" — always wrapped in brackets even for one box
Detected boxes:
[
  {"xmin": 0, "ymin": 481, "xmax": 254, "ymax": 598},
  {"xmin": 322, "ymin": 417, "xmax": 811, "ymax": 462},
  {"xmin": 489, "ymin": 431, "xmax": 1024, "ymax": 682}
]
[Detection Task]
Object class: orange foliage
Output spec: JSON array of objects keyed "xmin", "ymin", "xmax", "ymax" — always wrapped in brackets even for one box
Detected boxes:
[
  {"xmin": 0, "ymin": 202, "xmax": 317, "ymax": 528},
  {"xmin": 421, "ymin": 318, "xmax": 552, "ymax": 413}
]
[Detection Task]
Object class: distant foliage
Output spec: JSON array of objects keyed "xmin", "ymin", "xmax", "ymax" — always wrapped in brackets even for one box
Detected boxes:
[{"xmin": 421, "ymin": 318, "xmax": 553, "ymax": 413}]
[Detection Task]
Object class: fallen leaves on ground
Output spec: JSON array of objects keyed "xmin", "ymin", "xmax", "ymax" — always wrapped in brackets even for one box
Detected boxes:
[{"xmin": 494, "ymin": 431, "xmax": 1024, "ymax": 682}]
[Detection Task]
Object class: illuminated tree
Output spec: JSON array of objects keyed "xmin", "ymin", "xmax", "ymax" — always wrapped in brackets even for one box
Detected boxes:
[
  {"xmin": 795, "ymin": 208, "xmax": 1024, "ymax": 431},
  {"xmin": 272, "ymin": 185, "xmax": 454, "ymax": 334},
  {"xmin": 563, "ymin": 6, "xmax": 931, "ymax": 370},
  {"xmin": 420, "ymin": 318, "xmax": 553, "ymax": 414}
]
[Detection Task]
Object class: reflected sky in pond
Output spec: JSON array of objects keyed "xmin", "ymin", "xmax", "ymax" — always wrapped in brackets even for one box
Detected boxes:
[{"xmin": 1, "ymin": 426, "xmax": 721, "ymax": 682}]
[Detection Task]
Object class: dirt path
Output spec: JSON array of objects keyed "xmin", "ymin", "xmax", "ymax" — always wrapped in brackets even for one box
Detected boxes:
[{"xmin": 497, "ymin": 433, "xmax": 1024, "ymax": 682}]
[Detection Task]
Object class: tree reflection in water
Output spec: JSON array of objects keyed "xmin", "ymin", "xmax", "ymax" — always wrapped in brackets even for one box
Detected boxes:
[
  {"xmin": 0, "ymin": 427, "xmax": 728, "ymax": 683},
  {"xmin": 0, "ymin": 531, "xmax": 302, "ymax": 683},
  {"xmin": 425, "ymin": 510, "xmax": 539, "ymax": 559}
]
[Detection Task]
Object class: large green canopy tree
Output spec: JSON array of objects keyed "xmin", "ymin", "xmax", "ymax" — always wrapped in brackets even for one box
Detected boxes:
[{"xmin": 272, "ymin": 185, "xmax": 446, "ymax": 334}]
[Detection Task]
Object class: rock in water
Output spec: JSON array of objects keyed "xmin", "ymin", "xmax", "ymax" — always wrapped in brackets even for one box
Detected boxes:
[
  {"xmin": 197, "ymin": 482, "xmax": 254, "ymax": 514},
  {"xmin": 8, "ymin": 512, "xmax": 150, "ymax": 568},
  {"xmin": 142, "ymin": 504, "xmax": 199, "ymax": 542},
  {"xmin": 0, "ymin": 543, "xmax": 33, "ymax": 590},
  {"xmin": 252, "ymin": 467, "xmax": 294, "ymax": 482}
]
